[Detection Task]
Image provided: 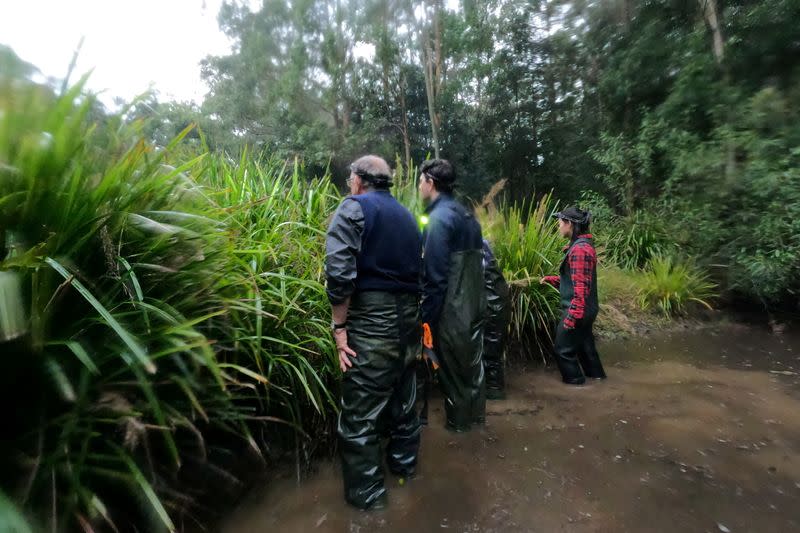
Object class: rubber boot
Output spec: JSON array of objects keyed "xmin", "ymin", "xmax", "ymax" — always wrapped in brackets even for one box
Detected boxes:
[
  {"xmin": 578, "ymin": 326, "xmax": 606, "ymax": 379},
  {"xmin": 554, "ymin": 323, "xmax": 586, "ymax": 385}
]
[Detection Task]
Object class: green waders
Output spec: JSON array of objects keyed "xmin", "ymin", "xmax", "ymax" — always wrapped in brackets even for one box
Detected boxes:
[
  {"xmin": 483, "ymin": 252, "xmax": 510, "ymax": 400},
  {"xmin": 338, "ymin": 291, "xmax": 421, "ymax": 509},
  {"xmin": 434, "ymin": 249, "xmax": 487, "ymax": 432}
]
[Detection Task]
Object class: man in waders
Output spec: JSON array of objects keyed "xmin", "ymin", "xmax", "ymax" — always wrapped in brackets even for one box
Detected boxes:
[
  {"xmin": 325, "ymin": 155, "xmax": 422, "ymax": 510},
  {"xmin": 540, "ymin": 206, "xmax": 607, "ymax": 385},
  {"xmin": 418, "ymin": 159, "xmax": 486, "ymax": 432},
  {"xmin": 482, "ymin": 239, "xmax": 511, "ymax": 399}
]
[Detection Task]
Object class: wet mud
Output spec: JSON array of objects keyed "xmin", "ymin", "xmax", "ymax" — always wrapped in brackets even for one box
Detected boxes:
[{"xmin": 223, "ymin": 324, "xmax": 800, "ymax": 532}]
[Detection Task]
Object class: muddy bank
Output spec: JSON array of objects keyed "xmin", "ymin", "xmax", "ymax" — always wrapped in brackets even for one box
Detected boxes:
[{"xmin": 222, "ymin": 324, "xmax": 800, "ymax": 532}]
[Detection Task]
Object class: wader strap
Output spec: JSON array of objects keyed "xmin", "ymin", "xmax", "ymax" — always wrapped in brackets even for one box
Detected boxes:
[{"xmin": 419, "ymin": 319, "xmax": 434, "ymax": 426}]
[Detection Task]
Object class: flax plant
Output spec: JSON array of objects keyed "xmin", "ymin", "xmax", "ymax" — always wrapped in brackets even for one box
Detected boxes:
[
  {"xmin": 478, "ymin": 191, "xmax": 564, "ymax": 360},
  {"xmin": 0, "ymin": 77, "xmax": 339, "ymax": 531}
]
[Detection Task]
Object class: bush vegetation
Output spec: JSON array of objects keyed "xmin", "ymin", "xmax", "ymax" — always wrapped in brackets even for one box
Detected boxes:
[{"xmin": 0, "ymin": 79, "xmax": 340, "ymax": 531}]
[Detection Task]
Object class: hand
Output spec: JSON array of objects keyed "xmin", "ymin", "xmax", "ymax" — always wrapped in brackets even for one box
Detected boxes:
[
  {"xmin": 539, "ymin": 277, "xmax": 546, "ymax": 285},
  {"xmin": 333, "ymin": 328, "xmax": 357, "ymax": 372}
]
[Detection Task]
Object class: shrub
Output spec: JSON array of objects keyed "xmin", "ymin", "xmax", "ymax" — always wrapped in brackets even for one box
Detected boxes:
[
  {"xmin": 636, "ymin": 254, "xmax": 716, "ymax": 317},
  {"xmin": 0, "ymin": 78, "xmax": 339, "ymax": 531},
  {"xmin": 478, "ymin": 191, "xmax": 563, "ymax": 359}
]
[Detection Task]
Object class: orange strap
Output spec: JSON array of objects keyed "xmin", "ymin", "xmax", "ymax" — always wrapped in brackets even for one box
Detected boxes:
[{"xmin": 422, "ymin": 322, "xmax": 433, "ymax": 349}]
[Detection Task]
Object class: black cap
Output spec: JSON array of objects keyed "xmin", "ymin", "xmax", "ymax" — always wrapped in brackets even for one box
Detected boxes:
[{"xmin": 553, "ymin": 206, "xmax": 591, "ymax": 225}]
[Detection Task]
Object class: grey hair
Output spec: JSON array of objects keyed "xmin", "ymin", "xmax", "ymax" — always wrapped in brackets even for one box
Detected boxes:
[{"xmin": 350, "ymin": 155, "xmax": 393, "ymax": 188}]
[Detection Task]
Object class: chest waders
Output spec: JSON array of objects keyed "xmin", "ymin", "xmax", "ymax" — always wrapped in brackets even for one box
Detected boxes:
[
  {"xmin": 483, "ymin": 253, "xmax": 510, "ymax": 400},
  {"xmin": 553, "ymin": 238, "xmax": 606, "ymax": 385},
  {"xmin": 433, "ymin": 249, "xmax": 487, "ymax": 432},
  {"xmin": 338, "ymin": 291, "xmax": 422, "ymax": 510}
]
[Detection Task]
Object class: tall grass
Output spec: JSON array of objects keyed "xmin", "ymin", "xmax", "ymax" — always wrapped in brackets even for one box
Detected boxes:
[
  {"xmin": 0, "ymin": 78, "xmax": 338, "ymax": 531},
  {"xmin": 478, "ymin": 190, "xmax": 564, "ymax": 360},
  {"xmin": 391, "ymin": 156, "xmax": 422, "ymax": 217},
  {"xmin": 636, "ymin": 254, "xmax": 716, "ymax": 317},
  {"xmin": 600, "ymin": 217, "xmax": 676, "ymax": 271},
  {"xmin": 203, "ymin": 154, "xmax": 339, "ymax": 445}
]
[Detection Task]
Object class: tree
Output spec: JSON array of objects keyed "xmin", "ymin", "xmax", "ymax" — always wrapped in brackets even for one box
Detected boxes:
[{"xmin": 418, "ymin": 0, "xmax": 444, "ymax": 159}]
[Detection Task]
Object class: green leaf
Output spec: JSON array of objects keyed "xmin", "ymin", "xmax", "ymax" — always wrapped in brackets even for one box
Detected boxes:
[
  {"xmin": 45, "ymin": 257, "xmax": 155, "ymax": 374},
  {"xmin": 0, "ymin": 489, "xmax": 34, "ymax": 533},
  {"xmin": 47, "ymin": 340, "xmax": 99, "ymax": 375},
  {"xmin": 114, "ymin": 447, "xmax": 176, "ymax": 532}
]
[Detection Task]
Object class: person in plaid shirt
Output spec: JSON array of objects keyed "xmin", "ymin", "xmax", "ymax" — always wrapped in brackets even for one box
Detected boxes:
[{"xmin": 540, "ymin": 206, "xmax": 607, "ymax": 385}]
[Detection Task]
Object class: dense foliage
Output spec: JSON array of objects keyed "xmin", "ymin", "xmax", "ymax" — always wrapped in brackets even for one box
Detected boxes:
[
  {"xmin": 0, "ymin": 77, "xmax": 340, "ymax": 531},
  {"xmin": 164, "ymin": 0, "xmax": 798, "ymax": 305},
  {"xmin": 1, "ymin": 0, "xmax": 797, "ymax": 529}
]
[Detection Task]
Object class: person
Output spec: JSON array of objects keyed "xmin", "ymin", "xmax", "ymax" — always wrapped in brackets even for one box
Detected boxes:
[
  {"xmin": 540, "ymin": 206, "xmax": 607, "ymax": 385},
  {"xmin": 482, "ymin": 238, "xmax": 511, "ymax": 400},
  {"xmin": 418, "ymin": 159, "xmax": 486, "ymax": 432},
  {"xmin": 325, "ymin": 155, "xmax": 422, "ymax": 510}
]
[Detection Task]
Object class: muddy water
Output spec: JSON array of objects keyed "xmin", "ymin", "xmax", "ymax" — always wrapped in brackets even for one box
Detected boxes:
[{"xmin": 222, "ymin": 324, "xmax": 800, "ymax": 533}]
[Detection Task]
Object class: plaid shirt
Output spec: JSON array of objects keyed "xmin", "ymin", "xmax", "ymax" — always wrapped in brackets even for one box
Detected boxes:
[{"xmin": 542, "ymin": 234, "xmax": 596, "ymax": 329}]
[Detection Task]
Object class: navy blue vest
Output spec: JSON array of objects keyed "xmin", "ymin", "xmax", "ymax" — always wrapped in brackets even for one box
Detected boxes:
[{"xmin": 350, "ymin": 190, "xmax": 422, "ymax": 294}]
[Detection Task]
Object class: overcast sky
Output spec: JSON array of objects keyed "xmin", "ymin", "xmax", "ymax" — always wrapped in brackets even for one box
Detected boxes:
[
  {"xmin": 1, "ymin": 0, "xmax": 240, "ymax": 105},
  {"xmin": 2, "ymin": 0, "xmax": 462, "ymax": 107}
]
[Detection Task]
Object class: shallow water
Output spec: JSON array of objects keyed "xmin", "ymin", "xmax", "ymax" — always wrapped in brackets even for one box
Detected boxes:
[{"xmin": 223, "ymin": 323, "xmax": 800, "ymax": 532}]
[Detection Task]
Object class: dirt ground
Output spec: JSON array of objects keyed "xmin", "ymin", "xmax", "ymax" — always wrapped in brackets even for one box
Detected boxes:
[{"xmin": 222, "ymin": 323, "xmax": 800, "ymax": 532}]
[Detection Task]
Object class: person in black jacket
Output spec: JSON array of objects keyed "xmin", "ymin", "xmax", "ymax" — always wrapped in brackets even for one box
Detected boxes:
[
  {"xmin": 325, "ymin": 155, "xmax": 422, "ymax": 510},
  {"xmin": 418, "ymin": 159, "xmax": 486, "ymax": 432}
]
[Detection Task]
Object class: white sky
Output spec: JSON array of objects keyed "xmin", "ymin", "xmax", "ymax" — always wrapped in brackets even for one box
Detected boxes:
[
  {"xmin": 1, "ymin": 0, "xmax": 461, "ymax": 108},
  {"xmin": 1, "ymin": 0, "xmax": 237, "ymax": 106}
]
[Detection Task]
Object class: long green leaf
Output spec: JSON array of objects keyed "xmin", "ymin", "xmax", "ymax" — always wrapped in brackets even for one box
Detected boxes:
[
  {"xmin": 114, "ymin": 447, "xmax": 175, "ymax": 532},
  {"xmin": 45, "ymin": 257, "xmax": 155, "ymax": 374}
]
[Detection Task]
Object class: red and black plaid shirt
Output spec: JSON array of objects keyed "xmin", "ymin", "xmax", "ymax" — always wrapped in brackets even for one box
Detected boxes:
[{"xmin": 542, "ymin": 234, "xmax": 596, "ymax": 328}]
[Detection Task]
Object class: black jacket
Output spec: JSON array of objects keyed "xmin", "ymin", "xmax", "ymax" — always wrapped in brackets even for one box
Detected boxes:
[{"xmin": 421, "ymin": 194, "xmax": 483, "ymax": 326}]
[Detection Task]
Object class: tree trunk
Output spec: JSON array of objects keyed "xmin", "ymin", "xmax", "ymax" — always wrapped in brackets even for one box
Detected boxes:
[
  {"xmin": 342, "ymin": 96, "xmax": 350, "ymax": 133},
  {"xmin": 544, "ymin": 1, "xmax": 557, "ymax": 131},
  {"xmin": 399, "ymin": 70, "xmax": 412, "ymax": 172},
  {"xmin": 622, "ymin": 0, "xmax": 632, "ymax": 25},
  {"xmin": 698, "ymin": 0, "xmax": 735, "ymax": 181},
  {"xmin": 420, "ymin": 1, "xmax": 441, "ymax": 159},
  {"xmin": 380, "ymin": 2, "xmax": 391, "ymax": 104},
  {"xmin": 433, "ymin": 0, "xmax": 443, "ymax": 138},
  {"xmin": 423, "ymin": 47, "xmax": 441, "ymax": 159},
  {"xmin": 699, "ymin": 0, "xmax": 725, "ymax": 64}
]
